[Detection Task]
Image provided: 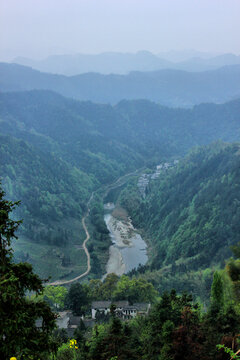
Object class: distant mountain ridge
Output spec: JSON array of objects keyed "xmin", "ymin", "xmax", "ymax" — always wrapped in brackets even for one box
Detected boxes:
[
  {"xmin": 12, "ymin": 51, "xmax": 240, "ymax": 75},
  {"xmin": 1, "ymin": 63, "xmax": 240, "ymax": 107},
  {"xmin": 13, "ymin": 51, "xmax": 171, "ymax": 75},
  {"xmin": 1, "ymin": 90, "xmax": 240, "ymax": 155},
  {"xmin": 157, "ymin": 49, "xmax": 221, "ymax": 62}
]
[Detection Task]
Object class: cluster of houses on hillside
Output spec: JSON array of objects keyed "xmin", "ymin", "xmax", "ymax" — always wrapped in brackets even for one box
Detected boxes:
[
  {"xmin": 45, "ymin": 301, "xmax": 151, "ymax": 336},
  {"xmin": 137, "ymin": 160, "xmax": 179, "ymax": 198},
  {"xmin": 92, "ymin": 301, "xmax": 150, "ymax": 320}
]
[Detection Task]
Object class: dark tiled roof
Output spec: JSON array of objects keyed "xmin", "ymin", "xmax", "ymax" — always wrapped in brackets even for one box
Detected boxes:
[
  {"xmin": 92, "ymin": 301, "xmax": 112, "ymax": 308},
  {"xmin": 133, "ymin": 303, "xmax": 150, "ymax": 311},
  {"xmin": 122, "ymin": 306, "xmax": 137, "ymax": 310},
  {"xmin": 92, "ymin": 301, "xmax": 150, "ymax": 311},
  {"xmin": 69, "ymin": 315, "xmax": 82, "ymax": 326},
  {"xmin": 92, "ymin": 300, "xmax": 130, "ymax": 308},
  {"xmin": 113, "ymin": 301, "xmax": 129, "ymax": 307}
]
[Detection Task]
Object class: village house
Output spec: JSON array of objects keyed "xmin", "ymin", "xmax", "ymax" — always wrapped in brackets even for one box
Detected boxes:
[
  {"xmin": 53, "ymin": 311, "xmax": 94, "ymax": 337},
  {"xmin": 91, "ymin": 301, "xmax": 151, "ymax": 320},
  {"xmin": 36, "ymin": 302, "xmax": 151, "ymax": 336}
]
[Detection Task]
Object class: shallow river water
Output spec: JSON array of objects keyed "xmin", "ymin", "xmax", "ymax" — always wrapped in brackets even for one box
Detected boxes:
[{"xmin": 103, "ymin": 206, "xmax": 148, "ymax": 277}]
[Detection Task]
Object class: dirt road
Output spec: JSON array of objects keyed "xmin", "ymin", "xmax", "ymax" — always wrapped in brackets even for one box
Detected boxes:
[
  {"xmin": 48, "ymin": 167, "xmax": 144, "ymax": 286},
  {"xmin": 49, "ymin": 208, "xmax": 91, "ymax": 286}
]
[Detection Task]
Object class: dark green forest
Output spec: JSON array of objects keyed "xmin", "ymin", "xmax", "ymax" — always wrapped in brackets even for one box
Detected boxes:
[
  {"xmin": 1, "ymin": 83, "xmax": 240, "ymax": 359},
  {"xmin": 117, "ymin": 143, "xmax": 240, "ymax": 301},
  {"xmin": 2, "ymin": 185, "xmax": 240, "ymax": 359},
  {"xmin": 1, "ymin": 90, "xmax": 240, "ymax": 280},
  {"xmin": 2, "ymin": 2, "xmax": 240, "ymax": 358}
]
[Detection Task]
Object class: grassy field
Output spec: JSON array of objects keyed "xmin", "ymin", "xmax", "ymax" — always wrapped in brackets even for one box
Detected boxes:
[{"xmin": 13, "ymin": 217, "xmax": 88, "ymax": 282}]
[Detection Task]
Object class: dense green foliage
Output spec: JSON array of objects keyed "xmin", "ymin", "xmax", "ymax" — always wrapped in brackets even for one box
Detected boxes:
[
  {"xmin": 0, "ymin": 134, "xmax": 95, "ymax": 280},
  {"xmin": 36, "ymin": 285, "xmax": 68, "ymax": 310},
  {"xmin": 2, "ymin": 184, "xmax": 240, "ymax": 359},
  {"xmin": 87, "ymin": 195, "xmax": 111, "ymax": 275},
  {"xmin": 1, "ymin": 135, "xmax": 93, "ymax": 236},
  {"xmin": 118, "ymin": 143, "xmax": 240, "ymax": 300},
  {"xmin": 44, "ymin": 274, "xmax": 157, "ymax": 317},
  {"xmin": 136, "ymin": 143, "xmax": 240, "ymax": 267},
  {"xmin": 0, "ymin": 186, "xmax": 56, "ymax": 359},
  {"xmin": 2, "ymin": 57, "xmax": 240, "ymax": 359},
  {"xmin": 51, "ymin": 275, "xmax": 240, "ymax": 360},
  {"xmin": 65, "ymin": 283, "xmax": 90, "ymax": 316},
  {"xmin": 1, "ymin": 89, "xmax": 240, "ymax": 281},
  {"xmin": 88, "ymin": 274, "xmax": 157, "ymax": 304},
  {"xmin": 1, "ymin": 91, "xmax": 240, "ymax": 168},
  {"xmin": 0, "ymin": 91, "xmax": 144, "ymax": 183}
]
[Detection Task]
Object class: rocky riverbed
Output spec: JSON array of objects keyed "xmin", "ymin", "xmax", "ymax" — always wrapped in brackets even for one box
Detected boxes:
[{"xmin": 103, "ymin": 204, "xmax": 148, "ymax": 278}]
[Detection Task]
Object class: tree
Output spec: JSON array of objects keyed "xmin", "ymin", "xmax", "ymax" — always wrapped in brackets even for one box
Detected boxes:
[
  {"xmin": 88, "ymin": 317, "xmax": 139, "ymax": 360},
  {"xmin": 112, "ymin": 275, "xmax": 157, "ymax": 303},
  {"xmin": 65, "ymin": 283, "xmax": 89, "ymax": 316},
  {"xmin": 88, "ymin": 273, "xmax": 119, "ymax": 301},
  {"xmin": 100, "ymin": 273, "xmax": 119, "ymax": 300},
  {"xmin": 210, "ymin": 271, "xmax": 224, "ymax": 310},
  {"xmin": 141, "ymin": 291, "xmax": 193, "ymax": 360},
  {"xmin": 230, "ymin": 242, "xmax": 240, "ymax": 259},
  {"xmin": 202, "ymin": 269, "xmax": 240, "ymax": 360},
  {"xmin": 0, "ymin": 185, "xmax": 56, "ymax": 359},
  {"xmin": 226, "ymin": 243, "xmax": 240, "ymax": 302},
  {"xmin": 172, "ymin": 307, "xmax": 205, "ymax": 360},
  {"xmin": 39, "ymin": 285, "xmax": 68, "ymax": 310}
]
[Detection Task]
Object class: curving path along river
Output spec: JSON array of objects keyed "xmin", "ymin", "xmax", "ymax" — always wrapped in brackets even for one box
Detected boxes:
[
  {"xmin": 49, "ymin": 199, "xmax": 92, "ymax": 286},
  {"xmin": 49, "ymin": 167, "xmax": 145, "ymax": 286}
]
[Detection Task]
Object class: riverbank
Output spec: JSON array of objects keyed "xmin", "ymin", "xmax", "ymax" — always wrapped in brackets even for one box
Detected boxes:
[{"xmin": 103, "ymin": 206, "xmax": 148, "ymax": 277}]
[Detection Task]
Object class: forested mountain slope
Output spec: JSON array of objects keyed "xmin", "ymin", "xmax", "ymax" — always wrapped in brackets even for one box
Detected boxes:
[
  {"xmin": 1, "ymin": 62, "xmax": 240, "ymax": 106},
  {"xmin": 1, "ymin": 90, "xmax": 240, "ymax": 160},
  {"xmin": 118, "ymin": 143, "xmax": 240, "ymax": 298},
  {"xmin": 1, "ymin": 135, "xmax": 93, "ymax": 233},
  {"xmin": 0, "ymin": 91, "xmax": 145, "ymax": 183},
  {"xmin": 1, "ymin": 90, "xmax": 240, "ymax": 281},
  {"xmin": 0, "ymin": 135, "xmax": 95, "ymax": 279}
]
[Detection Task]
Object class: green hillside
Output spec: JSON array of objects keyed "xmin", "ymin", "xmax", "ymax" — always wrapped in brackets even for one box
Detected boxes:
[
  {"xmin": 1, "ymin": 90, "xmax": 240, "ymax": 163},
  {"xmin": 118, "ymin": 143, "xmax": 240, "ymax": 300},
  {"xmin": 1, "ymin": 90, "xmax": 240, "ymax": 282},
  {"xmin": 0, "ymin": 135, "xmax": 95, "ymax": 279}
]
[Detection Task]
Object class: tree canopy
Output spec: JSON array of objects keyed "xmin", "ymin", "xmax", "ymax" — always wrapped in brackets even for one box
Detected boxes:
[{"xmin": 0, "ymin": 185, "xmax": 56, "ymax": 359}]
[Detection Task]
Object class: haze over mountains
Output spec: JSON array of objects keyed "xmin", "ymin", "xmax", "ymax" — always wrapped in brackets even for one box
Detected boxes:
[
  {"xmin": 1, "ymin": 62, "xmax": 240, "ymax": 107},
  {"xmin": 1, "ymin": 48, "xmax": 240, "ymax": 290},
  {"xmin": 3, "ymin": 0, "xmax": 240, "ymax": 356},
  {"xmin": 12, "ymin": 51, "xmax": 240, "ymax": 75}
]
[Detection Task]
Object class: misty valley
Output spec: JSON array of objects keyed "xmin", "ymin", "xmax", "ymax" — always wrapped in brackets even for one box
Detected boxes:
[{"xmin": 1, "ymin": 55, "xmax": 240, "ymax": 360}]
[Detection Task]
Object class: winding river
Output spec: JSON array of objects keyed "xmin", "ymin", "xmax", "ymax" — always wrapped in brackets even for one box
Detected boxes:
[
  {"xmin": 103, "ymin": 203, "xmax": 148, "ymax": 278},
  {"xmin": 49, "ymin": 168, "xmax": 148, "ymax": 285}
]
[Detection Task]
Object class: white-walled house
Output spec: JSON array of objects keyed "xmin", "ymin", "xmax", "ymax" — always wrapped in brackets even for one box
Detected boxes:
[{"xmin": 91, "ymin": 301, "xmax": 150, "ymax": 320}]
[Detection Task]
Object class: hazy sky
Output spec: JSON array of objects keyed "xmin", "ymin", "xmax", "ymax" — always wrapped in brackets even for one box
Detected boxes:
[{"xmin": 0, "ymin": 0, "xmax": 240, "ymax": 60}]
